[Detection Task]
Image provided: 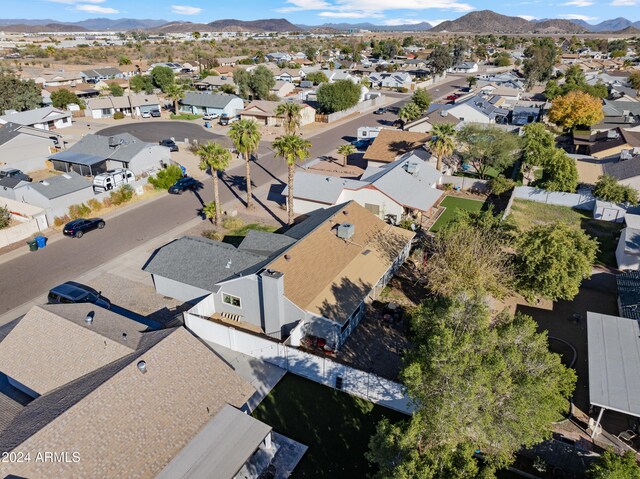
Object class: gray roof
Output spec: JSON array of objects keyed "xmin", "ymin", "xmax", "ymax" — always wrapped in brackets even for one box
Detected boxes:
[
  {"xmin": 283, "ymin": 203, "xmax": 347, "ymax": 240},
  {"xmin": 181, "ymin": 92, "xmax": 241, "ymax": 109},
  {"xmin": 0, "ymin": 122, "xmax": 61, "ymax": 147},
  {"xmin": 587, "ymin": 312, "xmax": 640, "ymax": 417},
  {"xmin": 143, "ymin": 236, "xmax": 270, "ymax": 291},
  {"xmin": 81, "ymin": 67, "xmax": 122, "ymax": 77},
  {"xmin": 237, "ymin": 230, "xmax": 296, "ymax": 256},
  {"xmin": 0, "ymin": 107, "xmax": 70, "ymax": 126},
  {"xmin": 25, "ymin": 171, "xmax": 92, "ymax": 200},
  {"xmin": 156, "ymin": 404, "xmax": 271, "ymax": 479},
  {"xmin": 616, "ymin": 271, "xmax": 640, "ymax": 320},
  {"xmin": 50, "ymin": 132, "xmax": 151, "ymax": 165},
  {"xmin": 620, "ymin": 227, "xmax": 640, "ymax": 255},
  {"xmin": 0, "ymin": 177, "xmax": 26, "ymax": 189},
  {"xmin": 0, "ymin": 122, "xmax": 20, "ymax": 146},
  {"xmin": 602, "ymin": 159, "xmax": 640, "ymax": 181},
  {"xmin": 285, "ymin": 172, "xmax": 367, "ymax": 204}
]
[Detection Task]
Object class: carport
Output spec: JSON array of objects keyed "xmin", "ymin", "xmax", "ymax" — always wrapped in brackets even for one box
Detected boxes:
[
  {"xmin": 587, "ymin": 312, "xmax": 640, "ymax": 440},
  {"xmin": 49, "ymin": 150, "xmax": 109, "ymax": 176}
]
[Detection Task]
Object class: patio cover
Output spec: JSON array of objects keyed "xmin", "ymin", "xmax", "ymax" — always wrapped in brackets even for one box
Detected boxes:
[
  {"xmin": 49, "ymin": 150, "xmax": 105, "ymax": 166},
  {"xmin": 587, "ymin": 312, "xmax": 640, "ymax": 418}
]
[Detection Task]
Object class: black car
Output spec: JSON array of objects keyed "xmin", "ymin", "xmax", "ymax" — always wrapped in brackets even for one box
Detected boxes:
[
  {"xmin": 373, "ymin": 107, "xmax": 388, "ymax": 115},
  {"xmin": 48, "ymin": 281, "xmax": 111, "ymax": 309},
  {"xmin": 63, "ymin": 218, "xmax": 105, "ymax": 238},
  {"xmin": 150, "ymin": 109, "xmax": 161, "ymax": 117},
  {"xmin": 0, "ymin": 168, "xmax": 32, "ymax": 182},
  {"xmin": 169, "ymin": 176, "xmax": 198, "ymax": 194},
  {"xmin": 159, "ymin": 139, "xmax": 179, "ymax": 152}
]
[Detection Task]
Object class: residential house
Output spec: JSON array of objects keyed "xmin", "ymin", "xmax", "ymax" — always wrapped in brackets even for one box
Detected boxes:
[
  {"xmin": 85, "ymin": 94, "xmax": 160, "ymax": 119},
  {"xmin": 369, "ymin": 72, "xmax": 413, "ymax": 90},
  {"xmin": 79, "ymin": 67, "xmax": 123, "ymax": 82},
  {"xmin": 275, "ymin": 68, "xmax": 304, "ymax": 83},
  {"xmin": 319, "ymin": 70, "xmax": 360, "ymax": 84},
  {"xmin": 0, "ymin": 303, "xmax": 279, "ymax": 479},
  {"xmin": 147, "ymin": 62, "xmax": 183, "ymax": 73},
  {"xmin": 363, "ymin": 129, "xmax": 430, "ymax": 167},
  {"xmin": 35, "ymin": 71, "xmax": 83, "ymax": 87},
  {"xmin": 602, "ymin": 153, "xmax": 640, "ymax": 193},
  {"xmin": 179, "ymin": 92, "xmax": 244, "ymax": 117},
  {"xmin": 445, "ymin": 95, "xmax": 510, "ymax": 124},
  {"xmin": 240, "ymin": 100, "xmax": 315, "ymax": 127},
  {"xmin": 573, "ymin": 128, "xmax": 640, "ymax": 159},
  {"xmin": 286, "ymin": 149, "xmax": 443, "ymax": 223},
  {"xmin": 594, "ymin": 100, "xmax": 640, "ymax": 131},
  {"xmin": 0, "ymin": 107, "xmax": 72, "ymax": 131},
  {"xmin": 42, "ymin": 84, "xmax": 100, "ymax": 107},
  {"xmin": 616, "ymin": 213, "xmax": 640, "ymax": 270},
  {"xmin": 0, "ymin": 122, "xmax": 62, "ymax": 173},
  {"xmin": 144, "ymin": 201, "xmax": 414, "ymax": 348},
  {"xmin": 0, "ymin": 177, "xmax": 28, "ymax": 201},
  {"xmin": 271, "ymin": 80, "xmax": 296, "ymax": 98},
  {"xmin": 215, "ymin": 56, "xmax": 247, "ymax": 67},
  {"xmin": 266, "ymin": 52, "xmax": 292, "ymax": 63},
  {"xmin": 448, "ymin": 61, "xmax": 478, "ymax": 73},
  {"xmin": 49, "ymin": 133, "xmax": 171, "ymax": 176},
  {"xmin": 403, "ymin": 108, "xmax": 461, "ymax": 133},
  {"xmin": 195, "ymin": 75, "xmax": 236, "ymax": 92}
]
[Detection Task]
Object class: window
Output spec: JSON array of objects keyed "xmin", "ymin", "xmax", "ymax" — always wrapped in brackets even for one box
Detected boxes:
[
  {"xmin": 223, "ymin": 293, "xmax": 241, "ymax": 308},
  {"xmin": 364, "ymin": 203, "xmax": 380, "ymax": 216}
]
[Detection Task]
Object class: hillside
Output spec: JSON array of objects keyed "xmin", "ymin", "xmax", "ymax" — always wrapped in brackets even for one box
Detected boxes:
[
  {"xmin": 531, "ymin": 19, "xmax": 586, "ymax": 34},
  {"xmin": 301, "ymin": 21, "xmax": 432, "ymax": 31},
  {"xmin": 430, "ymin": 10, "xmax": 530, "ymax": 33},
  {"xmin": 74, "ymin": 18, "xmax": 167, "ymax": 30},
  {"xmin": 153, "ymin": 21, "xmax": 216, "ymax": 33},
  {"xmin": 0, "ymin": 23, "xmax": 87, "ymax": 32},
  {"xmin": 206, "ymin": 18, "xmax": 301, "ymax": 32}
]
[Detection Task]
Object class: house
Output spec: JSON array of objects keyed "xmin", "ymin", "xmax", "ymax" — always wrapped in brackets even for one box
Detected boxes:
[
  {"xmin": 595, "ymin": 100, "xmax": 640, "ymax": 130},
  {"xmin": 319, "ymin": 70, "xmax": 360, "ymax": 84},
  {"xmin": 0, "ymin": 122, "xmax": 62, "ymax": 173},
  {"xmin": 369, "ymin": 72, "xmax": 413, "ymax": 90},
  {"xmin": 448, "ymin": 61, "xmax": 478, "ymax": 73},
  {"xmin": 0, "ymin": 303, "xmax": 282, "ymax": 479},
  {"xmin": 215, "ymin": 56, "xmax": 247, "ymax": 67},
  {"xmin": 511, "ymin": 103, "xmax": 542, "ymax": 126},
  {"xmin": 286, "ymin": 149, "xmax": 443, "ymax": 223},
  {"xmin": 616, "ymin": 216, "xmax": 640, "ymax": 270},
  {"xmin": 79, "ymin": 67, "xmax": 123, "ymax": 82},
  {"xmin": 147, "ymin": 62, "xmax": 183, "ymax": 73},
  {"xmin": 0, "ymin": 107, "xmax": 72, "ymax": 131},
  {"xmin": 275, "ymin": 68, "xmax": 304, "ymax": 83},
  {"xmin": 403, "ymin": 108, "xmax": 461, "ymax": 133},
  {"xmin": 271, "ymin": 80, "xmax": 296, "ymax": 98},
  {"xmin": 240, "ymin": 100, "xmax": 315, "ymax": 127},
  {"xmin": 144, "ymin": 201, "xmax": 414, "ymax": 348},
  {"xmin": 602, "ymin": 154, "xmax": 640, "ymax": 191},
  {"xmin": 35, "ymin": 71, "xmax": 83, "ymax": 87},
  {"xmin": 195, "ymin": 75, "xmax": 236, "ymax": 91},
  {"xmin": 42, "ymin": 85, "xmax": 100, "ymax": 107},
  {"xmin": 363, "ymin": 129, "xmax": 430, "ymax": 167},
  {"xmin": 574, "ymin": 128, "xmax": 640, "ymax": 159},
  {"xmin": 616, "ymin": 270, "xmax": 640, "ymax": 319},
  {"xmin": 12, "ymin": 171, "xmax": 93, "ymax": 222},
  {"xmin": 179, "ymin": 92, "xmax": 244, "ymax": 117},
  {"xmin": 446, "ymin": 95, "xmax": 510, "ymax": 124},
  {"xmin": 85, "ymin": 94, "xmax": 160, "ymax": 119},
  {"xmin": 49, "ymin": 133, "xmax": 171, "ymax": 177},
  {"xmin": 266, "ymin": 52, "xmax": 292, "ymax": 63}
]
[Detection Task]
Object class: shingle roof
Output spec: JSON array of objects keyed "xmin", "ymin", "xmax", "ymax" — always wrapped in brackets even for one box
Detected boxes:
[
  {"xmin": 0, "ymin": 107, "xmax": 70, "ymax": 126},
  {"xmin": 181, "ymin": 92, "xmax": 241, "ymax": 109},
  {"xmin": 50, "ymin": 132, "xmax": 151, "ymax": 165},
  {"xmin": 602, "ymin": 159, "xmax": 640, "ymax": 181},
  {"xmin": 26, "ymin": 171, "xmax": 92, "ymax": 199},
  {"xmin": 286, "ymin": 172, "xmax": 367, "ymax": 204},
  {"xmin": 620, "ymin": 227, "xmax": 640, "ymax": 255},
  {"xmin": 362, "ymin": 129, "xmax": 430, "ymax": 163},
  {"xmin": 237, "ymin": 230, "xmax": 296, "ymax": 256},
  {"xmin": 616, "ymin": 271, "xmax": 640, "ymax": 320}
]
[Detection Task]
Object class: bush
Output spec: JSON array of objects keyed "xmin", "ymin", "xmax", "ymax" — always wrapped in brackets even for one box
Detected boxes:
[
  {"xmin": 0, "ymin": 205, "xmax": 11, "ymax": 229},
  {"xmin": 101, "ymin": 196, "xmax": 113, "ymax": 208},
  {"xmin": 222, "ymin": 216, "xmax": 244, "ymax": 230},
  {"xmin": 396, "ymin": 87, "xmax": 409, "ymax": 93},
  {"xmin": 53, "ymin": 214, "xmax": 70, "ymax": 227},
  {"xmin": 490, "ymin": 177, "xmax": 516, "ymax": 196},
  {"xmin": 113, "ymin": 111, "xmax": 125, "ymax": 120},
  {"xmin": 170, "ymin": 113, "xmax": 202, "ymax": 120},
  {"xmin": 87, "ymin": 198, "xmax": 102, "ymax": 211},
  {"xmin": 202, "ymin": 229, "xmax": 223, "ymax": 241},
  {"xmin": 68, "ymin": 203, "xmax": 91, "ymax": 219},
  {"xmin": 316, "ymin": 80, "xmax": 361, "ymax": 114},
  {"xmin": 110, "ymin": 184, "xmax": 134, "ymax": 206},
  {"xmin": 593, "ymin": 174, "xmax": 638, "ymax": 205},
  {"xmin": 148, "ymin": 164, "xmax": 184, "ymax": 190}
]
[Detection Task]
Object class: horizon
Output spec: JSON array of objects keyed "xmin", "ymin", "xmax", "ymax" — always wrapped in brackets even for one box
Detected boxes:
[{"xmin": 2, "ymin": 1, "xmax": 638, "ymax": 27}]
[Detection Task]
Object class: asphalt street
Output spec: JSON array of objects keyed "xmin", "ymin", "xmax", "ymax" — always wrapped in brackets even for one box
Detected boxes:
[{"xmin": 0, "ymin": 78, "xmax": 463, "ymax": 316}]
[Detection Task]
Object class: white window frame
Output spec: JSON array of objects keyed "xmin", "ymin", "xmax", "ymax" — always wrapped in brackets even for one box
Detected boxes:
[{"xmin": 222, "ymin": 293, "xmax": 242, "ymax": 309}]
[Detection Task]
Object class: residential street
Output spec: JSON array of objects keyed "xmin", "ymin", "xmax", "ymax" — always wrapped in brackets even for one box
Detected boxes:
[{"xmin": 0, "ymin": 79, "xmax": 462, "ymax": 318}]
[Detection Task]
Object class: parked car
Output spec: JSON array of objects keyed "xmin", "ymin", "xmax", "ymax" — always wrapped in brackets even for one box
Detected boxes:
[
  {"xmin": 203, "ymin": 113, "xmax": 219, "ymax": 121},
  {"xmin": 141, "ymin": 111, "xmax": 151, "ymax": 118},
  {"xmin": 150, "ymin": 109, "xmax": 161, "ymax": 118},
  {"xmin": 0, "ymin": 168, "xmax": 32, "ymax": 182},
  {"xmin": 373, "ymin": 107, "xmax": 388, "ymax": 115},
  {"xmin": 159, "ymin": 138, "xmax": 179, "ymax": 152},
  {"xmin": 63, "ymin": 218, "xmax": 105, "ymax": 238},
  {"xmin": 48, "ymin": 282, "xmax": 111, "ymax": 309},
  {"xmin": 219, "ymin": 114, "xmax": 239, "ymax": 126},
  {"xmin": 169, "ymin": 176, "xmax": 199, "ymax": 194},
  {"xmin": 351, "ymin": 139, "xmax": 370, "ymax": 149}
]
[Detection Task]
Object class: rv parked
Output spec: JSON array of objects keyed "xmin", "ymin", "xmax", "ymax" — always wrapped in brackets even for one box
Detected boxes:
[{"xmin": 93, "ymin": 169, "xmax": 135, "ymax": 191}]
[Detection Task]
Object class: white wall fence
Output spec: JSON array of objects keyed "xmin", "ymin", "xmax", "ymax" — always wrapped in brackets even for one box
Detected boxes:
[
  {"xmin": 512, "ymin": 186, "xmax": 595, "ymax": 210},
  {"xmin": 441, "ymin": 175, "xmax": 490, "ymax": 193},
  {"xmin": 316, "ymin": 96, "xmax": 386, "ymax": 124},
  {"xmin": 0, "ymin": 198, "xmax": 48, "ymax": 248},
  {"xmin": 185, "ymin": 311, "xmax": 414, "ymax": 415}
]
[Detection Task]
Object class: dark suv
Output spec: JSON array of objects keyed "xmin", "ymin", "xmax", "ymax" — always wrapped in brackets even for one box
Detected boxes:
[
  {"xmin": 0, "ymin": 168, "xmax": 32, "ymax": 182},
  {"xmin": 48, "ymin": 282, "xmax": 111, "ymax": 309},
  {"xmin": 159, "ymin": 139, "xmax": 179, "ymax": 152},
  {"xmin": 150, "ymin": 109, "xmax": 161, "ymax": 117},
  {"xmin": 169, "ymin": 176, "xmax": 199, "ymax": 194},
  {"xmin": 63, "ymin": 218, "xmax": 105, "ymax": 238}
]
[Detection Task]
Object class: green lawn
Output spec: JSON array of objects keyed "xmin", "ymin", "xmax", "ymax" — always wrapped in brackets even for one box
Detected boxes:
[
  {"xmin": 508, "ymin": 199, "xmax": 623, "ymax": 267},
  {"xmin": 222, "ymin": 223, "xmax": 278, "ymax": 247},
  {"xmin": 252, "ymin": 374, "xmax": 407, "ymax": 478},
  {"xmin": 429, "ymin": 195, "xmax": 486, "ymax": 233},
  {"xmin": 169, "ymin": 113, "xmax": 202, "ymax": 120}
]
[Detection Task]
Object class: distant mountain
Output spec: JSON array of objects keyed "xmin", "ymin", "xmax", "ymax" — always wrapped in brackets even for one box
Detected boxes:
[
  {"xmin": 299, "ymin": 21, "xmax": 432, "ymax": 32},
  {"xmin": 206, "ymin": 18, "xmax": 301, "ymax": 32},
  {"xmin": 0, "ymin": 19, "xmax": 59, "ymax": 26},
  {"xmin": 73, "ymin": 18, "xmax": 167, "ymax": 30},
  {"xmin": 531, "ymin": 19, "xmax": 586, "ymax": 34},
  {"xmin": 614, "ymin": 25, "xmax": 640, "ymax": 34},
  {"xmin": 0, "ymin": 17, "xmax": 166, "ymax": 31},
  {"xmin": 581, "ymin": 17, "xmax": 634, "ymax": 32},
  {"xmin": 430, "ymin": 10, "xmax": 586, "ymax": 33},
  {"xmin": 0, "ymin": 23, "xmax": 87, "ymax": 33},
  {"xmin": 153, "ymin": 21, "xmax": 216, "ymax": 33}
]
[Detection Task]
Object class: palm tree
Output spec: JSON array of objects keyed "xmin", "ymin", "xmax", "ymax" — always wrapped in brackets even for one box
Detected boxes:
[
  {"xmin": 398, "ymin": 102, "xmax": 421, "ymax": 125},
  {"xmin": 337, "ymin": 143, "xmax": 356, "ymax": 167},
  {"xmin": 166, "ymin": 84, "xmax": 184, "ymax": 114},
  {"xmin": 430, "ymin": 123, "xmax": 457, "ymax": 172},
  {"xmin": 197, "ymin": 142, "xmax": 231, "ymax": 225},
  {"xmin": 276, "ymin": 102, "xmax": 303, "ymax": 135},
  {"xmin": 229, "ymin": 119, "xmax": 262, "ymax": 208},
  {"xmin": 202, "ymin": 201, "xmax": 217, "ymax": 223},
  {"xmin": 466, "ymin": 75, "xmax": 477, "ymax": 90},
  {"xmin": 272, "ymin": 134, "xmax": 311, "ymax": 225}
]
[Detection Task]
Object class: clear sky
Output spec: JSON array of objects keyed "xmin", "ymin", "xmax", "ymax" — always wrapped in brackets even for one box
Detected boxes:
[{"xmin": 4, "ymin": 0, "xmax": 639, "ymax": 25}]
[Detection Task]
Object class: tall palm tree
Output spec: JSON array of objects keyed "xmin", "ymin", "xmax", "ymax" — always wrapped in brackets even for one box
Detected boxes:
[
  {"xmin": 166, "ymin": 84, "xmax": 184, "ymax": 114},
  {"xmin": 276, "ymin": 102, "xmax": 303, "ymax": 135},
  {"xmin": 272, "ymin": 134, "xmax": 311, "ymax": 225},
  {"xmin": 197, "ymin": 142, "xmax": 231, "ymax": 225},
  {"xmin": 430, "ymin": 123, "xmax": 457, "ymax": 172},
  {"xmin": 398, "ymin": 102, "xmax": 421, "ymax": 126},
  {"xmin": 337, "ymin": 143, "xmax": 356, "ymax": 167},
  {"xmin": 229, "ymin": 119, "xmax": 262, "ymax": 209}
]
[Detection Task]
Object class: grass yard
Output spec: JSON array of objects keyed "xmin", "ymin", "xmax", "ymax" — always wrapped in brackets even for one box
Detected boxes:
[
  {"xmin": 429, "ymin": 195, "xmax": 486, "ymax": 233},
  {"xmin": 252, "ymin": 374, "xmax": 407, "ymax": 478},
  {"xmin": 508, "ymin": 199, "xmax": 623, "ymax": 267},
  {"xmin": 169, "ymin": 113, "xmax": 202, "ymax": 120}
]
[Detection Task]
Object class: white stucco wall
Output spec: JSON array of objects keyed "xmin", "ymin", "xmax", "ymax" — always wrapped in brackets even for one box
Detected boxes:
[
  {"xmin": 0, "ymin": 134, "xmax": 54, "ymax": 172},
  {"xmin": 337, "ymin": 188, "xmax": 404, "ymax": 221}
]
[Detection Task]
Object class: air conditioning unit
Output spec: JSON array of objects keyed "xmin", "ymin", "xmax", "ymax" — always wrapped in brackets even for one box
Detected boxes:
[
  {"xmin": 406, "ymin": 160, "xmax": 421, "ymax": 175},
  {"xmin": 337, "ymin": 223, "xmax": 355, "ymax": 240}
]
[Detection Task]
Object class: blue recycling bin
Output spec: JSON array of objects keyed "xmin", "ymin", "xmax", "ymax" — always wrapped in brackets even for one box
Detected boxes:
[
  {"xmin": 35, "ymin": 236, "xmax": 47, "ymax": 249},
  {"xmin": 204, "ymin": 122, "xmax": 211, "ymax": 128}
]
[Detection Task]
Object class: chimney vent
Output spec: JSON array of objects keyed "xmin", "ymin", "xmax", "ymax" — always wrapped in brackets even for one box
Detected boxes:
[
  {"xmin": 137, "ymin": 360, "xmax": 147, "ymax": 374},
  {"xmin": 85, "ymin": 311, "xmax": 94, "ymax": 324}
]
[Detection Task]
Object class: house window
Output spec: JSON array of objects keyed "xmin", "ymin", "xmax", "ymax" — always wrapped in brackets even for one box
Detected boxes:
[
  {"xmin": 223, "ymin": 293, "xmax": 241, "ymax": 308},
  {"xmin": 364, "ymin": 203, "xmax": 380, "ymax": 216}
]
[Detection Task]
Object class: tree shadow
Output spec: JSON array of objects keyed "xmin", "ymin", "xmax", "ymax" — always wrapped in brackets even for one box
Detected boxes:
[
  {"xmin": 387, "ymin": 139, "xmax": 428, "ymax": 156},
  {"xmin": 221, "ymin": 172, "xmax": 249, "ymax": 207},
  {"xmin": 253, "ymin": 154, "xmax": 286, "ymax": 186},
  {"xmin": 317, "ymin": 277, "xmax": 372, "ymax": 324}
]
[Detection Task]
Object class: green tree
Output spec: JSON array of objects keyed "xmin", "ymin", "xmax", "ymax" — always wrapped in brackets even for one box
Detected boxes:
[
  {"xmin": 150, "ymin": 65, "xmax": 175, "ymax": 93},
  {"xmin": 593, "ymin": 174, "xmax": 638, "ymax": 205},
  {"xmin": 523, "ymin": 38, "xmax": 558, "ymax": 88},
  {"xmin": 337, "ymin": 143, "xmax": 356, "ymax": 167},
  {"xmin": 50, "ymin": 89, "xmax": 82, "ymax": 109},
  {"xmin": 490, "ymin": 177, "xmax": 516, "ymax": 196},
  {"xmin": 457, "ymin": 124, "xmax": 522, "ymax": 179},
  {"xmin": 0, "ymin": 73, "xmax": 41, "ymax": 114},
  {"xmin": 522, "ymin": 122, "xmax": 556, "ymax": 180},
  {"xmin": 466, "ymin": 75, "xmax": 477, "ymax": 89},
  {"xmin": 118, "ymin": 55, "xmax": 131, "ymax": 66},
  {"xmin": 276, "ymin": 102, "xmax": 303, "ymax": 135},
  {"xmin": 233, "ymin": 69, "xmax": 251, "ymax": 99},
  {"xmin": 202, "ymin": 201, "xmax": 216, "ymax": 223},
  {"xmin": 543, "ymin": 79, "xmax": 562, "ymax": 100},
  {"xmin": 0, "ymin": 205, "xmax": 10, "ymax": 229},
  {"xmin": 429, "ymin": 123, "xmax": 456, "ymax": 172},
  {"xmin": 165, "ymin": 83, "xmax": 184, "ymax": 114},
  {"xmin": 542, "ymin": 148, "xmax": 578, "ymax": 193},
  {"xmin": 316, "ymin": 80, "xmax": 361, "ymax": 114},
  {"xmin": 588, "ymin": 450, "xmax": 640, "ymax": 479},
  {"xmin": 428, "ymin": 44, "xmax": 453, "ymax": 77},
  {"xmin": 130, "ymin": 74, "xmax": 154, "ymax": 94},
  {"xmin": 398, "ymin": 102, "xmax": 422, "ymax": 124},
  {"xmin": 229, "ymin": 119, "xmax": 261, "ymax": 208},
  {"xmin": 248, "ymin": 65, "xmax": 275, "ymax": 100},
  {"xmin": 272, "ymin": 134, "xmax": 311, "ymax": 224},
  {"xmin": 219, "ymin": 84, "xmax": 236, "ymax": 95},
  {"xmin": 629, "ymin": 72, "xmax": 640, "ymax": 91},
  {"xmin": 305, "ymin": 71, "xmax": 328, "ymax": 85},
  {"xmin": 411, "ymin": 88, "xmax": 432, "ymax": 113},
  {"xmin": 516, "ymin": 223, "xmax": 597, "ymax": 302},
  {"xmin": 197, "ymin": 142, "xmax": 231, "ymax": 225},
  {"xmin": 148, "ymin": 164, "xmax": 184, "ymax": 190},
  {"xmin": 108, "ymin": 82, "xmax": 124, "ymax": 97}
]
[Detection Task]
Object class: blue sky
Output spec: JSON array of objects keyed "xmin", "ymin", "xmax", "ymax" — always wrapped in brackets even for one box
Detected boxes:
[{"xmin": 7, "ymin": 0, "xmax": 640, "ymax": 24}]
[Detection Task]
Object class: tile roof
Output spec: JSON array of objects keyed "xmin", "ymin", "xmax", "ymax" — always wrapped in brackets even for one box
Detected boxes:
[
  {"xmin": 362, "ymin": 129, "xmax": 430, "ymax": 163},
  {"xmin": 25, "ymin": 171, "xmax": 92, "ymax": 200},
  {"xmin": 240, "ymin": 100, "xmax": 280, "ymax": 118}
]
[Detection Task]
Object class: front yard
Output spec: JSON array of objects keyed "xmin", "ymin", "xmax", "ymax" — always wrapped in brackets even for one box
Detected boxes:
[
  {"xmin": 252, "ymin": 374, "xmax": 407, "ymax": 478},
  {"xmin": 429, "ymin": 195, "xmax": 486, "ymax": 233}
]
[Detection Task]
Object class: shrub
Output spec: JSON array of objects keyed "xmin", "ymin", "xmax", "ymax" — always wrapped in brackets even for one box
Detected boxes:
[
  {"xmin": 101, "ymin": 196, "xmax": 113, "ymax": 208},
  {"xmin": 0, "ymin": 205, "xmax": 11, "ymax": 229},
  {"xmin": 148, "ymin": 164, "xmax": 184, "ymax": 190},
  {"xmin": 53, "ymin": 214, "xmax": 70, "ymax": 227},
  {"xmin": 593, "ymin": 174, "xmax": 638, "ymax": 205},
  {"xmin": 113, "ymin": 111, "xmax": 125, "ymax": 120},
  {"xmin": 222, "ymin": 216, "xmax": 244, "ymax": 230},
  {"xmin": 490, "ymin": 177, "xmax": 516, "ymax": 196},
  {"xmin": 68, "ymin": 203, "xmax": 91, "ymax": 219},
  {"xmin": 87, "ymin": 198, "xmax": 102, "ymax": 211},
  {"xmin": 110, "ymin": 184, "xmax": 134, "ymax": 206},
  {"xmin": 202, "ymin": 229, "xmax": 223, "ymax": 241}
]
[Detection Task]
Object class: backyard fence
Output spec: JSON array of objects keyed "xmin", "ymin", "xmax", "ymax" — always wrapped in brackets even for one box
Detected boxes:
[
  {"xmin": 441, "ymin": 175, "xmax": 490, "ymax": 193},
  {"xmin": 185, "ymin": 310, "xmax": 414, "ymax": 415},
  {"xmin": 512, "ymin": 186, "xmax": 595, "ymax": 210},
  {"xmin": 315, "ymin": 96, "xmax": 386, "ymax": 124},
  {"xmin": 0, "ymin": 198, "xmax": 48, "ymax": 248}
]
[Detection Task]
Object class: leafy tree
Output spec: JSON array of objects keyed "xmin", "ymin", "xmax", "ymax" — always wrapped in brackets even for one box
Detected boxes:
[
  {"xmin": 50, "ymin": 89, "xmax": 82, "ymax": 109},
  {"xmin": 165, "ymin": 83, "xmax": 184, "ymax": 113},
  {"xmin": 305, "ymin": 71, "xmax": 328, "ymax": 85},
  {"xmin": 523, "ymin": 38, "xmax": 558, "ymax": 88},
  {"xmin": 588, "ymin": 450, "xmax": 640, "ymax": 479},
  {"xmin": 428, "ymin": 44, "xmax": 453, "ymax": 77},
  {"xmin": 522, "ymin": 123, "xmax": 556, "ymax": 179},
  {"xmin": 197, "ymin": 142, "xmax": 231, "ymax": 225},
  {"xmin": 303, "ymin": 45, "xmax": 317, "ymax": 63},
  {"xmin": 549, "ymin": 91, "xmax": 604, "ymax": 130},
  {"xmin": 368, "ymin": 295, "xmax": 576, "ymax": 477},
  {"xmin": 490, "ymin": 177, "xmax": 516, "ymax": 196},
  {"xmin": 542, "ymin": 148, "xmax": 578, "ymax": 193},
  {"xmin": 233, "ymin": 69, "xmax": 251, "ymax": 99},
  {"xmin": 148, "ymin": 164, "xmax": 184, "ymax": 190},
  {"xmin": 593, "ymin": 174, "xmax": 638, "ymax": 205},
  {"xmin": 272, "ymin": 134, "xmax": 311, "ymax": 224},
  {"xmin": 466, "ymin": 75, "xmax": 477, "ymax": 89},
  {"xmin": 448, "ymin": 206, "xmax": 515, "ymax": 243},
  {"xmin": 429, "ymin": 123, "xmax": 456, "ymax": 172},
  {"xmin": 544, "ymin": 79, "xmax": 563, "ymax": 100},
  {"xmin": 118, "ymin": 55, "xmax": 131, "ymax": 66},
  {"xmin": 130, "ymin": 74, "xmax": 154, "ymax": 94},
  {"xmin": 411, "ymin": 88, "xmax": 431, "ymax": 113},
  {"xmin": 229, "ymin": 119, "xmax": 261, "ymax": 208},
  {"xmin": 219, "ymin": 84, "xmax": 236, "ymax": 95},
  {"xmin": 150, "ymin": 65, "xmax": 175, "ymax": 93},
  {"xmin": 202, "ymin": 201, "xmax": 216, "ymax": 223},
  {"xmin": 0, "ymin": 73, "xmax": 41, "ymax": 114},
  {"xmin": 516, "ymin": 223, "xmax": 597, "ymax": 301},
  {"xmin": 457, "ymin": 125, "xmax": 522, "ymax": 179},
  {"xmin": 398, "ymin": 102, "xmax": 421, "ymax": 124},
  {"xmin": 0, "ymin": 205, "xmax": 10, "ymax": 229},
  {"xmin": 248, "ymin": 65, "xmax": 275, "ymax": 100},
  {"xmin": 630, "ymin": 72, "xmax": 640, "ymax": 91},
  {"xmin": 316, "ymin": 80, "xmax": 361, "ymax": 114},
  {"xmin": 337, "ymin": 143, "xmax": 356, "ymax": 167},
  {"xmin": 276, "ymin": 102, "xmax": 303, "ymax": 135},
  {"xmin": 108, "ymin": 82, "xmax": 124, "ymax": 97}
]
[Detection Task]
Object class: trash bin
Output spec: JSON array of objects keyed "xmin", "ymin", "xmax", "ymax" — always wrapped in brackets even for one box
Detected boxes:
[
  {"xmin": 204, "ymin": 122, "xmax": 210, "ymax": 128},
  {"xmin": 27, "ymin": 239, "xmax": 38, "ymax": 252},
  {"xmin": 35, "ymin": 236, "xmax": 47, "ymax": 248}
]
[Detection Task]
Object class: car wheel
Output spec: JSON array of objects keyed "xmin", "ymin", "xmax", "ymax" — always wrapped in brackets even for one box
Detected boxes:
[
  {"xmin": 97, "ymin": 221, "xmax": 105, "ymax": 229},
  {"xmin": 75, "ymin": 231, "xmax": 83, "ymax": 238},
  {"xmin": 178, "ymin": 189, "xmax": 183, "ymax": 195}
]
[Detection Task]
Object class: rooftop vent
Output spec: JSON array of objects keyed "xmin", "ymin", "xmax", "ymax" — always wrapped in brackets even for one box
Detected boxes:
[
  {"xmin": 607, "ymin": 129, "xmax": 620, "ymax": 139},
  {"xmin": 122, "ymin": 332, "xmax": 128, "ymax": 341},
  {"xmin": 137, "ymin": 360, "xmax": 147, "ymax": 374},
  {"xmin": 85, "ymin": 311, "xmax": 94, "ymax": 324},
  {"xmin": 62, "ymin": 173, "xmax": 72, "ymax": 179},
  {"xmin": 406, "ymin": 160, "xmax": 420, "ymax": 175},
  {"xmin": 40, "ymin": 180, "xmax": 50, "ymax": 186},
  {"xmin": 337, "ymin": 223, "xmax": 355, "ymax": 240},
  {"xmin": 284, "ymin": 254, "xmax": 291, "ymax": 261},
  {"xmin": 225, "ymin": 259, "xmax": 232, "ymax": 269}
]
